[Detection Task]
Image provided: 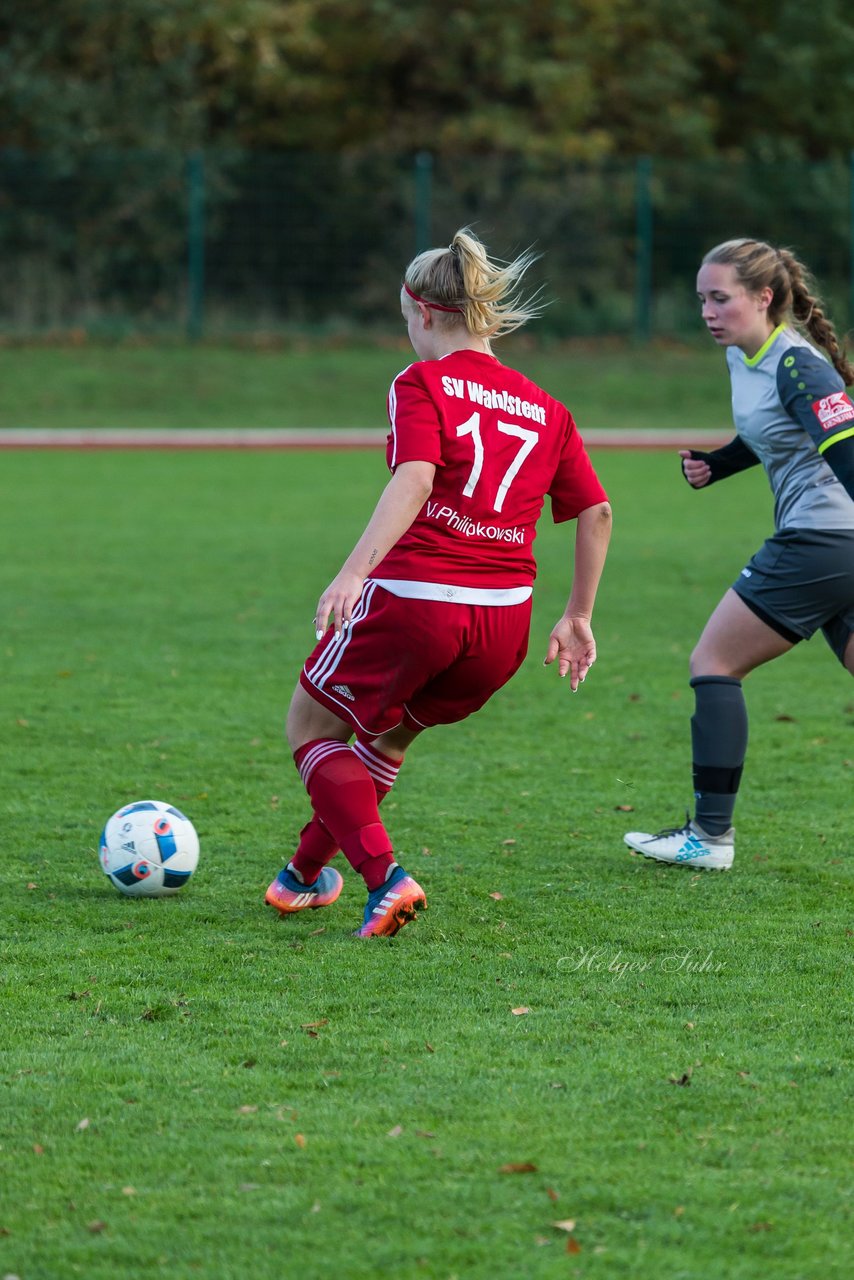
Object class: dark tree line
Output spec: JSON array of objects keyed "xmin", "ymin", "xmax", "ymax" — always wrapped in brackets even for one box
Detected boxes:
[{"xmin": 2, "ymin": 0, "xmax": 853, "ymax": 159}]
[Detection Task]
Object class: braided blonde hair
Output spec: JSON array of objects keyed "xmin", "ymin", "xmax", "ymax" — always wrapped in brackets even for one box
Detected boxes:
[
  {"xmin": 702, "ymin": 238, "xmax": 854, "ymax": 384},
  {"xmin": 404, "ymin": 227, "xmax": 543, "ymax": 339}
]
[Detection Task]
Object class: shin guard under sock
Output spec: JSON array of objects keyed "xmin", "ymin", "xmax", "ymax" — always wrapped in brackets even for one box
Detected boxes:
[
  {"xmin": 293, "ymin": 740, "xmax": 395, "ymax": 889},
  {"xmin": 690, "ymin": 676, "xmax": 748, "ymax": 835},
  {"xmin": 290, "ymin": 741, "xmax": 403, "ymax": 884}
]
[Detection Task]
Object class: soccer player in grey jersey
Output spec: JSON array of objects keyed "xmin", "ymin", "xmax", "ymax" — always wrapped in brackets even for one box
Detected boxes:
[{"xmin": 625, "ymin": 238, "xmax": 854, "ymax": 870}]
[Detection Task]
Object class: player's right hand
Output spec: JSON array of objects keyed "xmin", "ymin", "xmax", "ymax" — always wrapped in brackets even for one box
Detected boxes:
[
  {"xmin": 679, "ymin": 449, "xmax": 712, "ymax": 488},
  {"xmin": 314, "ymin": 570, "xmax": 365, "ymax": 639}
]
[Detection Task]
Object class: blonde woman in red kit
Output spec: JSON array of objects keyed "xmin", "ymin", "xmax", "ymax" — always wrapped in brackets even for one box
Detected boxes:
[{"xmin": 267, "ymin": 228, "xmax": 612, "ymax": 937}]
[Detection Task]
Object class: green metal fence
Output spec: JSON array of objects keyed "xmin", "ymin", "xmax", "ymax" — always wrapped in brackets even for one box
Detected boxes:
[{"xmin": 1, "ymin": 149, "xmax": 853, "ymax": 340}]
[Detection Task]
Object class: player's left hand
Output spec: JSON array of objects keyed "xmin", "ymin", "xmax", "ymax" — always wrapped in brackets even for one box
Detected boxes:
[
  {"xmin": 544, "ymin": 616, "xmax": 597, "ymax": 691},
  {"xmin": 314, "ymin": 570, "xmax": 365, "ymax": 639}
]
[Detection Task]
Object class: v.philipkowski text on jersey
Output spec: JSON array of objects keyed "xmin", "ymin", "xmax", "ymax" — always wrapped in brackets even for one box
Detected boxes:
[{"xmin": 378, "ymin": 349, "xmax": 608, "ymax": 589}]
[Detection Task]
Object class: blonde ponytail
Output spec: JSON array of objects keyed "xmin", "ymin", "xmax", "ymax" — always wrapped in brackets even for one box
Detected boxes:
[{"xmin": 404, "ymin": 227, "xmax": 544, "ymax": 339}]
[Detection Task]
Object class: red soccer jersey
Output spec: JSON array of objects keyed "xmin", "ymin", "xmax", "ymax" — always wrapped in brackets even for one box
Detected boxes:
[{"xmin": 379, "ymin": 349, "xmax": 607, "ymax": 587}]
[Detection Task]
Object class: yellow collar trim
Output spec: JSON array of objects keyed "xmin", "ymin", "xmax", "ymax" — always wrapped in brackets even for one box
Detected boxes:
[{"xmin": 743, "ymin": 324, "xmax": 786, "ymax": 367}]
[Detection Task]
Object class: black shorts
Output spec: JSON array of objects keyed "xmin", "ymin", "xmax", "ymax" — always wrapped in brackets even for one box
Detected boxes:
[{"xmin": 733, "ymin": 528, "xmax": 854, "ymax": 663}]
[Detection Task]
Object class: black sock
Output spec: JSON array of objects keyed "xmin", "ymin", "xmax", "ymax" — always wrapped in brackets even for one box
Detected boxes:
[{"xmin": 690, "ymin": 676, "xmax": 748, "ymax": 836}]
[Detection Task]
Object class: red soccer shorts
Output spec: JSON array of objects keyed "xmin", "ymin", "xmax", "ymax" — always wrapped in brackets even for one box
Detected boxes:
[{"xmin": 300, "ymin": 581, "xmax": 532, "ymax": 739}]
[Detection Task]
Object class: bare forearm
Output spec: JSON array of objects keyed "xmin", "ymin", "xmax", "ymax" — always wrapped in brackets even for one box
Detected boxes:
[
  {"xmin": 544, "ymin": 501, "xmax": 611, "ymax": 688},
  {"xmin": 315, "ymin": 460, "xmax": 435, "ymax": 636},
  {"xmin": 340, "ymin": 462, "xmax": 435, "ymax": 577},
  {"xmin": 565, "ymin": 501, "xmax": 612, "ymax": 618}
]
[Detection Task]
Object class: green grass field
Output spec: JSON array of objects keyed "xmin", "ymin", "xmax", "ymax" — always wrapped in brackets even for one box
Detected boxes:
[
  {"xmin": 1, "ymin": 438, "xmax": 851, "ymax": 1279},
  {"xmin": 0, "ymin": 338, "xmax": 731, "ymax": 433}
]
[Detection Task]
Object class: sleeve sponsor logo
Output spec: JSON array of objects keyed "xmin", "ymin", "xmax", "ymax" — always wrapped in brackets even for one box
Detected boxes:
[{"xmin": 811, "ymin": 391, "xmax": 854, "ymax": 431}]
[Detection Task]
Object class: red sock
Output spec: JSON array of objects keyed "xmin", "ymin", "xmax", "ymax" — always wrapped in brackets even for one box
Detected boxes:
[
  {"xmin": 289, "ymin": 816, "xmax": 337, "ymax": 886},
  {"xmin": 353, "ymin": 739, "xmax": 402, "ymax": 804},
  {"xmin": 294, "ymin": 740, "xmax": 395, "ymax": 890},
  {"xmin": 291, "ymin": 741, "xmax": 404, "ymax": 884}
]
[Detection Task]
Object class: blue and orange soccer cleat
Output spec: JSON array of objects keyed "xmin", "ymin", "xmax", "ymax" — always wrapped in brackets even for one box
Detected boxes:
[
  {"xmin": 355, "ymin": 864, "xmax": 427, "ymax": 938},
  {"xmin": 265, "ymin": 863, "xmax": 344, "ymax": 914}
]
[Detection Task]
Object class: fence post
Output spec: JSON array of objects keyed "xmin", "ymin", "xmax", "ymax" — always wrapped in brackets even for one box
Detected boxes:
[
  {"xmin": 634, "ymin": 155, "xmax": 653, "ymax": 342},
  {"xmin": 414, "ymin": 151, "xmax": 433, "ymax": 255},
  {"xmin": 187, "ymin": 150, "xmax": 205, "ymax": 340}
]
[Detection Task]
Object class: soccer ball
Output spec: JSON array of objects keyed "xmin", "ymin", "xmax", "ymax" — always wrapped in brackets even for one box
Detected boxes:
[{"xmin": 99, "ymin": 800, "xmax": 200, "ymax": 897}]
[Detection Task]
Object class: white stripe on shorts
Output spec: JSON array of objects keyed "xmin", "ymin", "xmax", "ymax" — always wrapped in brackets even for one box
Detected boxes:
[{"xmin": 305, "ymin": 580, "xmax": 378, "ymax": 690}]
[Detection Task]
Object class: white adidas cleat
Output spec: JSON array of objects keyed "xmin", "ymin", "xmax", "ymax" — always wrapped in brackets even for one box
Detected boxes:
[{"xmin": 624, "ymin": 815, "xmax": 734, "ymax": 870}]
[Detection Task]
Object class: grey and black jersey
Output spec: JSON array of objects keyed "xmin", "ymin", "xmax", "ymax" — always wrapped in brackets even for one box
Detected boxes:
[{"xmin": 726, "ymin": 325, "xmax": 854, "ymax": 531}]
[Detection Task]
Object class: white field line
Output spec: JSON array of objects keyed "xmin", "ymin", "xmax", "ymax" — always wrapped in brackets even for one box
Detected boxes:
[{"xmin": 0, "ymin": 427, "xmax": 732, "ymax": 450}]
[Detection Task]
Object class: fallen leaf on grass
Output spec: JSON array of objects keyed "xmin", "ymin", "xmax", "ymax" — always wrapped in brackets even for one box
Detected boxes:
[
  {"xmin": 87, "ymin": 1221, "xmax": 107, "ymax": 1234},
  {"xmin": 237, "ymin": 1105, "xmax": 257, "ymax": 1114},
  {"xmin": 511, "ymin": 1007, "xmax": 530, "ymax": 1016},
  {"xmin": 301, "ymin": 1020, "xmax": 328, "ymax": 1032},
  {"xmin": 308, "ymin": 927, "xmax": 326, "ymax": 936},
  {"xmin": 424, "ymin": 1042, "xmax": 435, "ymax": 1053},
  {"xmin": 489, "ymin": 892, "xmax": 504, "ymax": 900},
  {"xmin": 121, "ymin": 1187, "xmax": 136, "ymax": 1197},
  {"xmin": 32, "ymin": 1144, "xmax": 44, "ymax": 1156},
  {"xmin": 566, "ymin": 1237, "xmax": 582, "ymax": 1254},
  {"xmin": 614, "ymin": 805, "xmax": 634, "ymax": 812},
  {"xmin": 294, "ymin": 1133, "xmax": 306, "ymax": 1148},
  {"xmin": 546, "ymin": 1187, "xmax": 559, "ymax": 1202},
  {"xmin": 74, "ymin": 1118, "xmax": 90, "ymax": 1132},
  {"xmin": 415, "ymin": 1130, "xmax": 436, "ymax": 1139},
  {"xmin": 498, "ymin": 1161, "xmax": 538, "ymax": 1174},
  {"xmin": 553, "ymin": 1219, "xmax": 576, "ymax": 1232},
  {"xmin": 668, "ymin": 1070, "xmax": 692, "ymax": 1086},
  {"xmin": 387, "ymin": 1125, "xmax": 403, "ymax": 1138}
]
